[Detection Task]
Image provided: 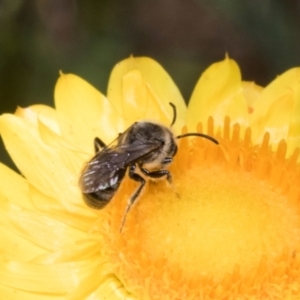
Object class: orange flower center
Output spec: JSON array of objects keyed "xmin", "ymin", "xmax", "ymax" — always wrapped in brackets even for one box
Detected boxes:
[{"xmin": 100, "ymin": 117, "xmax": 300, "ymax": 300}]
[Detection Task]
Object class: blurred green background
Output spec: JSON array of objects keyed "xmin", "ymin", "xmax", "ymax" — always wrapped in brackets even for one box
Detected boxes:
[{"xmin": 1, "ymin": 0, "xmax": 300, "ymax": 169}]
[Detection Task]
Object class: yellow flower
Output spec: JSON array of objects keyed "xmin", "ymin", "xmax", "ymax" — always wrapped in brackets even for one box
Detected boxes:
[{"xmin": 1, "ymin": 56, "xmax": 300, "ymax": 300}]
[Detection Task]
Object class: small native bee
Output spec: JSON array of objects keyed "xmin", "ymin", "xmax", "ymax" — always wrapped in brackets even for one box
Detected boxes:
[{"xmin": 79, "ymin": 103, "xmax": 218, "ymax": 231}]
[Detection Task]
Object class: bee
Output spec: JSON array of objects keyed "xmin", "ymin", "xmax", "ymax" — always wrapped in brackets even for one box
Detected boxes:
[{"xmin": 79, "ymin": 103, "xmax": 218, "ymax": 231}]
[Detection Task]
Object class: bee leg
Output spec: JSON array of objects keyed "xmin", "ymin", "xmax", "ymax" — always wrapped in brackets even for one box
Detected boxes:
[
  {"xmin": 120, "ymin": 164, "xmax": 146, "ymax": 232},
  {"xmin": 154, "ymin": 156, "xmax": 174, "ymax": 182},
  {"xmin": 141, "ymin": 167, "xmax": 180, "ymax": 198},
  {"xmin": 94, "ymin": 137, "xmax": 107, "ymax": 152},
  {"xmin": 140, "ymin": 168, "xmax": 172, "ymax": 183},
  {"xmin": 162, "ymin": 156, "xmax": 174, "ymax": 165}
]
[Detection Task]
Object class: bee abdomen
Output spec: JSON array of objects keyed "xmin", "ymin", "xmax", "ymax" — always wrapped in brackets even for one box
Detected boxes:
[
  {"xmin": 82, "ymin": 173, "xmax": 125, "ymax": 209},
  {"xmin": 83, "ymin": 189, "xmax": 115, "ymax": 209}
]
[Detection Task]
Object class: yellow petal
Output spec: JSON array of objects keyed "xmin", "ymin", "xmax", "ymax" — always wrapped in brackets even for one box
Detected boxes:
[
  {"xmin": 0, "ymin": 283, "xmax": 65, "ymax": 300},
  {"xmin": 16, "ymin": 106, "xmax": 73, "ymax": 159},
  {"xmin": 288, "ymin": 84, "xmax": 300, "ymax": 154},
  {"xmin": 55, "ymin": 73, "xmax": 122, "ymax": 152},
  {"xmin": 251, "ymin": 68, "xmax": 300, "ymax": 151},
  {"xmin": 16, "ymin": 105, "xmax": 61, "ymax": 135},
  {"xmin": 0, "ymin": 259, "xmax": 95, "ymax": 295},
  {"xmin": 68, "ymin": 269, "xmax": 136, "ymax": 300},
  {"xmin": 187, "ymin": 56, "xmax": 249, "ymax": 133},
  {"xmin": 15, "ymin": 106, "xmax": 81, "ymax": 156},
  {"xmin": 107, "ymin": 56, "xmax": 186, "ymax": 133},
  {"xmin": 0, "ymin": 212, "xmax": 47, "ymax": 262},
  {"xmin": 0, "ymin": 114, "xmax": 83, "ymax": 208},
  {"xmin": 32, "ymin": 239, "xmax": 101, "ymax": 264},
  {"xmin": 89, "ymin": 277, "xmax": 136, "ymax": 300},
  {"xmin": 0, "ymin": 163, "xmax": 33, "ymax": 210},
  {"xmin": 241, "ymin": 81, "xmax": 263, "ymax": 111},
  {"xmin": 0, "ymin": 201, "xmax": 86, "ymax": 253},
  {"xmin": 0, "ymin": 164, "xmax": 91, "ymax": 262}
]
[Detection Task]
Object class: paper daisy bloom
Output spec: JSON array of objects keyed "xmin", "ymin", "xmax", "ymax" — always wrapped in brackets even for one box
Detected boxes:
[{"xmin": 0, "ymin": 56, "xmax": 300, "ymax": 300}]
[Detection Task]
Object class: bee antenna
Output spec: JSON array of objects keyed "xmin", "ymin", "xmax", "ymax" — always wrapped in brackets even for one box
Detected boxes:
[
  {"xmin": 176, "ymin": 132, "xmax": 219, "ymax": 145},
  {"xmin": 168, "ymin": 102, "xmax": 218, "ymax": 144},
  {"xmin": 169, "ymin": 102, "xmax": 177, "ymax": 126}
]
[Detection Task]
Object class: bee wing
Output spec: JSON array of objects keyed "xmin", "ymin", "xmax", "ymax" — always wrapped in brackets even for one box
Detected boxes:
[
  {"xmin": 79, "ymin": 149, "xmax": 128, "ymax": 193},
  {"xmin": 79, "ymin": 142, "xmax": 160, "ymax": 193}
]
